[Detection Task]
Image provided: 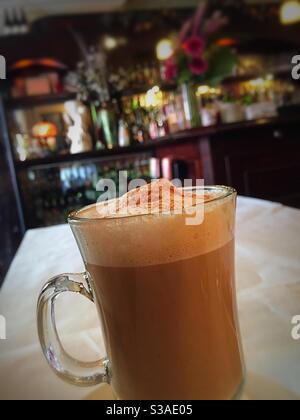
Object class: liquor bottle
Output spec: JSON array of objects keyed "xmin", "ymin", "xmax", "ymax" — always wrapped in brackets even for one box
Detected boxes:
[
  {"xmin": 157, "ymin": 107, "xmax": 169, "ymax": 138},
  {"xmin": 3, "ymin": 10, "xmax": 13, "ymax": 36},
  {"xmin": 175, "ymin": 93, "xmax": 186, "ymax": 131},
  {"xmin": 19, "ymin": 8, "xmax": 29, "ymax": 34},
  {"xmin": 129, "ymin": 66, "xmax": 138, "ymax": 88},
  {"xmin": 165, "ymin": 93, "xmax": 179, "ymax": 134},
  {"xmin": 11, "ymin": 9, "xmax": 20, "ymax": 35},
  {"xmin": 98, "ymin": 101, "xmax": 118, "ymax": 149},
  {"xmin": 136, "ymin": 64, "xmax": 145, "ymax": 86},
  {"xmin": 132, "ymin": 108, "xmax": 148, "ymax": 144},
  {"xmin": 148, "ymin": 112, "xmax": 159, "ymax": 140},
  {"xmin": 150, "ymin": 61, "xmax": 160, "ymax": 85},
  {"xmin": 118, "ymin": 116, "xmax": 131, "ymax": 147},
  {"xmin": 143, "ymin": 63, "xmax": 152, "ymax": 86}
]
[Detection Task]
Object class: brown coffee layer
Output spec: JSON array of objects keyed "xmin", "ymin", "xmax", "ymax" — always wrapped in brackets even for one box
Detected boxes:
[{"xmin": 88, "ymin": 240, "xmax": 243, "ymax": 400}]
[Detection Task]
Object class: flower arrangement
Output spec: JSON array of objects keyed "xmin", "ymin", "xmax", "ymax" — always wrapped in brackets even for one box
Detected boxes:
[
  {"xmin": 162, "ymin": 1, "xmax": 237, "ymax": 86},
  {"xmin": 75, "ymin": 45, "xmax": 111, "ymax": 104}
]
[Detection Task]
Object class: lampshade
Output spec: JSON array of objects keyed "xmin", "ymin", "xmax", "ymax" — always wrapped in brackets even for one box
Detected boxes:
[
  {"xmin": 10, "ymin": 58, "xmax": 67, "ymax": 71},
  {"xmin": 32, "ymin": 121, "xmax": 58, "ymax": 138},
  {"xmin": 280, "ymin": 0, "xmax": 300, "ymax": 25},
  {"xmin": 216, "ymin": 38, "xmax": 237, "ymax": 47}
]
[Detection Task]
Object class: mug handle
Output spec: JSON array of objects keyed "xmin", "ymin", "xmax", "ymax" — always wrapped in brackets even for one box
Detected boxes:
[{"xmin": 37, "ymin": 272, "xmax": 110, "ymax": 387}]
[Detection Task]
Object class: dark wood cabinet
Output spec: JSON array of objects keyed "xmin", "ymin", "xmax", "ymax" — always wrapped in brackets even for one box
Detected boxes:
[
  {"xmin": 153, "ymin": 118, "xmax": 300, "ymax": 208},
  {"xmin": 155, "ymin": 142, "xmax": 203, "ymax": 181},
  {"xmin": 199, "ymin": 119, "xmax": 300, "ymax": 207},
  {"xmin": 1, "ymin": 106, "xmax": 299, "ymax": 284},
  {"xmin": 0, "ymin": 160, "xmax": 22, "ymax": 283},
  {"xmin": 0, "ymin": 102, "xmax": 24, "ymax": 285}
]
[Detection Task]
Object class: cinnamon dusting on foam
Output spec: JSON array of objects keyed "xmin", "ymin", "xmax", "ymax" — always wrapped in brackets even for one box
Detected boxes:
[{"xmin": 78, "ymin": 179, "xmax": 211, "ymax": 219}]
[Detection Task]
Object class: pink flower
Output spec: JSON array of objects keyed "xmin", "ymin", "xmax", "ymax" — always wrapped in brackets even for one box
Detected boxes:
[
  {"xmin": 189, "ymin": 58, "xmax": 208, "ymax": 76},
  {"xmin": 203, "ymin": 11, "xmax": 228, "ymax": 35},
  {"xmin": 163, "ymin": 58, "xmax": 177, "ymax": 82},
  {"xmin": 182, "ymin": 36, "xmax": 205, "ymax": 57}
]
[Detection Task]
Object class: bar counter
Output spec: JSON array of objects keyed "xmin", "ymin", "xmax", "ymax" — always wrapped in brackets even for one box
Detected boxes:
[
  {"xmin": 1, "ymin": 113, "xmax": 299, "ymax": 281},
  {"xmin": 15, "ymin": 115, "xmax": 300, "ymax": 170},
  {"xmin": 12, "ymin": 115, "xmax": 300, "ymax": 210}
]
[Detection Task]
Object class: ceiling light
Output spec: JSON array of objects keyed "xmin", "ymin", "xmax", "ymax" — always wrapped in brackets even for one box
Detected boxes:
[
  {"xmin": 32, "ymin": 121, "xmax": 58, "ymax": 139},
  {"xmin": 280, "ymin": 0, "xmax": 300, "ymax": 25},
  {"xmin": 102, "ymin": 36, "xmax": 118, "ymax": 51},
  {"xmin": 156, "ymin": 39, "xmax": 174, "ymax": 61}
]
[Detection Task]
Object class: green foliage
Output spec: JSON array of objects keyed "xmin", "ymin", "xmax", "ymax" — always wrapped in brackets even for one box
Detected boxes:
[
  {"xmin": 222, "ymin": 93, "xmax": 238, "ymax": 104},
  {"xmin": 204, "ymin": 46, "xmax": 238, "ymax": 86},
  {"xmin": 176, "ymin": 52, "xmax": 191, "ymax": 84},
  {"xmin": 175, "ymin": 45, "xmax": 237, "ymax": 87},
  {"xmin": 242, "ymin": 94, "xmax": 254, "ymax": 106}
]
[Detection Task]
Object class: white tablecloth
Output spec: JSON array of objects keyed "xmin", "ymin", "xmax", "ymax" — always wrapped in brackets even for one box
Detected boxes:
[{"xmin": 0, "ymin": 197, "xmax": 300, "ymax": 400}]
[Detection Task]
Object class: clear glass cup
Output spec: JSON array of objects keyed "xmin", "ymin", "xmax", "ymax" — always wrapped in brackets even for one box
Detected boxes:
[{"xmin": 37, "ymin": 186, "xmax": 245, "ymax": 400}]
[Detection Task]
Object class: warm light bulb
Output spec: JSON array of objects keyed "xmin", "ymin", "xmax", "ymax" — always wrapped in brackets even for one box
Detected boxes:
[
  {"xmin": 156, "ymin": 39, "xmax": 174, "ymax": 61},
  {"xmin": 145, "ymin": 87, "xmax": 163, "ymax": 108},
  {"xmin": 280, "ymin": 1, "xmax": 300, "ymax": 25},
  {"xmin": 32, "ymin": 121, "xmax": 58, "ymax": 138},
  {"xmin": 102, "ymin": 36, "xmax": 118, "ymax": 50},
  {"xmin": 197, "ymin": 85, "xmax": 210, "ymax": 96}
]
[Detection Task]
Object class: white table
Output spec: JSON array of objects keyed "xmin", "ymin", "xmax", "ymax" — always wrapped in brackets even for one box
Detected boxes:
[{"xmin": 0, "ymin": 197, "xmax": 300, "ymax": 400}]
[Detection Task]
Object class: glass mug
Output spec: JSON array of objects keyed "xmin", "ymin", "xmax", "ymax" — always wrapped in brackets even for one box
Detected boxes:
[{"xmin": 37, "ymin": 186, "xmax": 245, "ymax": 400}]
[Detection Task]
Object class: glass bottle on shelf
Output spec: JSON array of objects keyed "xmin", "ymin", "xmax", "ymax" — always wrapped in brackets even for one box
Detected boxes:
[
  {"xmin": 130, "ymin": 98, "xmax": 149, "ymax": 144},
  {"xmin": 175, "ymin": 93, "xmax": 186, "ymax": 131},
  {"xmin": 164, "ymin": 93, "xmax": 180, "ymax": 134},
  {"xmin": 118, "ymin": 115, "xmax": 131, "ymax": 147},
  {"xmin": 20, "ymin": 8, "xmax": 29, "ymax": 34},
  {"xmin": 150, "ymin": 61, "xmax": 161, "ymax": 86},
  {"xmin": 149, "ymin": 111, "xmax": 159, "ymax": 140},
  {"xmin": 11, "ymin": 9, "xmax": 20, "ymax": 35},
  {"xmin": 143, "ymin": 63, "xmax": 152, "ymax": 86},
  {"xmin": 98, "ymin": 101, "xmax": 118, "ymax": 150},
  {"xmin": 136, "ymin": 64, "xmax": 145, "ymax": 86},
  {"xmin": 157, "ymin": 106, "xmax": 169, "ymax": 138},
  {"xmin": 129, "ymin": 66, "xmax": 138, "ymax": 88},
  {"xmin": 3, "ymin": 10, "xmax": 13, "ymax": 36}
]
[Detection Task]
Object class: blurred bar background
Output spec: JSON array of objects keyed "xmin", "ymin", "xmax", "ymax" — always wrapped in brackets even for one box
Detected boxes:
[{"xmin": 0, "ymin": 0, "xmax": 300, "ymax": 281}]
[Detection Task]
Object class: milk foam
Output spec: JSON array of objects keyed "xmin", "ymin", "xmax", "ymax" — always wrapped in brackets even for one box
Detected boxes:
[
  {"xmin": 77, "ymin": 179, "xmax": 212, "ymax": 219},
  {"xmin": 70, "ymin": 181, "xmax": 236, "ymax": 267}
]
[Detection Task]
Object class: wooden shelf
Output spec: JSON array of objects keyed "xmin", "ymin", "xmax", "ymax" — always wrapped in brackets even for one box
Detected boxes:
[
  {"xmin": 5, "ymin": 92, "xmax": 77, "ymax": 110},
  {"xmin": 14, "ymin": 115, "xmax": 300, "ymax": 170},
  {"xmin": 4, "ymin": 85, "xmax": 177, "ymax": 111},
  {"xmin": 120, "ymin": 84, "xmax": 177, "ymax": 97},
  {"xmin": 15, "ymin": 143, "xmax": 156, "ymax": 170},
  {"xmin": 222, "ymin": 67, "xmax": 292, "ymax": 85}
]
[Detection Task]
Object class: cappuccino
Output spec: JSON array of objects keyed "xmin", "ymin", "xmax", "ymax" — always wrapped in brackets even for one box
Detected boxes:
[{"xmin": 71, "ymin": 181, "xmax": 244, "ymax": 400}]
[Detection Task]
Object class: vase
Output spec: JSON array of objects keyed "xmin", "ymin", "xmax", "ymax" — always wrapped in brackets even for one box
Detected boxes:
[
  {"xmin": 98, "ymin": 106, "xmax": 118, "ymax": 149},
  {"xmin": 219, "ymin": 103, "xmax": 245, "ymax": 124},
  {"xmin": 180, "ymin": 83, "xmax": 201, "ymax": 129}
]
